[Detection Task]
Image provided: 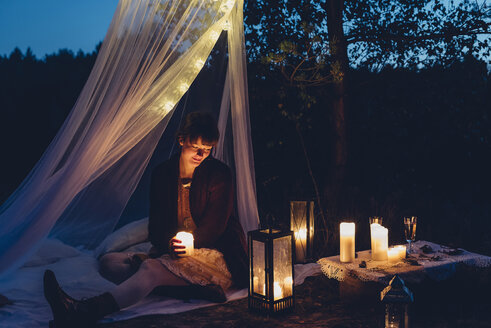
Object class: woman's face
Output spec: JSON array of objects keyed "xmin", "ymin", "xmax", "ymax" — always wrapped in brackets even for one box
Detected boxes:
[{"xmin": 179, "ymin": 137, "xmax": 213, "ymax": 168}]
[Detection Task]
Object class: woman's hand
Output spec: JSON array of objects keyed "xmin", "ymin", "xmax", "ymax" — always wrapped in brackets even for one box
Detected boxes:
[{"xmin": 169, "ymin": 238, "xmax": 186, "ymax": 259}]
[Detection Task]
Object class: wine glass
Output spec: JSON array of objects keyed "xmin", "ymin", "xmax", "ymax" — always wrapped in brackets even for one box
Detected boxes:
[
  {"xmin": 369, "ymin": 216, "xmax": 383, "ymax": 226},
  {"xmin": 404, "ymin": 216, "xmax": 417, "ymax": 254}
]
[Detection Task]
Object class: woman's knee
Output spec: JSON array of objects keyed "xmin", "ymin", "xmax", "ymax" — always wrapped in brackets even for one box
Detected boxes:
[
  {"xmin": 139, "ymin": 258, "xmax": 161, "ymax": 271},
  {"xmin": 138, "ymin": 259, "xmax": 166, "ymax": 280},
  {"xmin": 99, "ymin": 253, "xmax": 123, "ymax": 271},
  {"xmin": 99, "ymin": 253, "xmax": 132, "ymax": 284}
]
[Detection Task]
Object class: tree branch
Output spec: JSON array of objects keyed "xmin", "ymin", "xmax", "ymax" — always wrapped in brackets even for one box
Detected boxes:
[{"xmin": 347, "ymin": 25, "xmax": 491, "ymax": 44}]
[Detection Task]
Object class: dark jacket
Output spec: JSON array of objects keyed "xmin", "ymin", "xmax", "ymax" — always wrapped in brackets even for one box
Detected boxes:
[{"xmin": 148, "ymin": 153, "xmax": 248, "ymax": 288}]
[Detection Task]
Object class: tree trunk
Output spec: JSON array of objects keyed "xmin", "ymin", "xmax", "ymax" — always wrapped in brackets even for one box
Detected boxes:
[{"xmin": 326, "ymin": 0, "xmax": 348, "ymax": 185}]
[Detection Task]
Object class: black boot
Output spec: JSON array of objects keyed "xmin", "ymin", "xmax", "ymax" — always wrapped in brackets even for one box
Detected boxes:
[
  {"xmin": 43, "ymin": 270, "xmax": 120, "ymax": 328},
  {"xmin": 153, "ymin": 284, "xmax": 227, "ymax": 303}
]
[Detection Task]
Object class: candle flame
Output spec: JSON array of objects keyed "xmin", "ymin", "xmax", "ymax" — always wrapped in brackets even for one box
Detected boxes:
[{"xmin": 295, "ymin": 228, "xmax": 307, "ymax": 240}]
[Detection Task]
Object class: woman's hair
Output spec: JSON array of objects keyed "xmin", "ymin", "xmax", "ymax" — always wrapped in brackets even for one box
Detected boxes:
[{"xmin": 176, "ymin": 111, "xmax": 220, "ymax": 146}]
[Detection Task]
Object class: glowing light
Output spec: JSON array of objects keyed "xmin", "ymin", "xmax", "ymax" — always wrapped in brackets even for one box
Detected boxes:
[
  {"xmin": 340, "ymin": 222, "xmax": 355, "ymax": 263},
  {"xmin": 162, "ymin": 101, "xmax": 174, "ymax": 112},
  {"xmin": 175, "ymin": 231, "xmax": 194, "ymax": 256},
  {"xmin": 223, "ymin": 20, "xmax": 231, "ymax": 31},
  {"xmin": 273, "ymin": 281, "xmax": 283, "ymax": 300},
  {"xmin": 179, "ymin": 82, "xmax": 190, "ymax": 94},
  {"xmin": 194, "ymin": 58, "xmax": 205, "ymax": 71},
  {"xmin": 209, "ymin": 30, "xmax": 220, "ymax": 41},
  {"xmin": 219, "ymin": 0, "xmax": 235, "ymax": 12}
]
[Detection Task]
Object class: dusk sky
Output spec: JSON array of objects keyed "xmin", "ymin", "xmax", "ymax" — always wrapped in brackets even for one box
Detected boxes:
[{"xmin": 0, "ymin": 0, "xmax": 119, "ymax": 58}]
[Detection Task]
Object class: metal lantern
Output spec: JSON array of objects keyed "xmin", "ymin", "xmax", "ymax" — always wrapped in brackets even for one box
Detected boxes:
[
  {"xmin": 248, "ymin": 228, "xmax": 294, "ymax": 314},
  {"xmin": 290, "ymin": 200, "xmax": 315, "ymax": 263},
  {"xmin": 380, "ymin": 275, "xmax": 414, "ymax": 328}
]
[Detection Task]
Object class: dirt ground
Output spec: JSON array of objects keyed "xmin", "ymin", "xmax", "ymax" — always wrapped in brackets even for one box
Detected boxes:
[{"xmin": 101, "ymin": 267, "xmax": 491, "ymax": 328}]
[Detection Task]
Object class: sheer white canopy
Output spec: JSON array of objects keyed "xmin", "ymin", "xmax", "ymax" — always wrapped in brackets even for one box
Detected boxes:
[{"xmin": 0, "ymin": 0, "xmax": 258, "ymax": 278}]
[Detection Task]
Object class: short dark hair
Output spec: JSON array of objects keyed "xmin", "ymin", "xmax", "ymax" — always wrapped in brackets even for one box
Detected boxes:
[{"xmin": 176, "ymin": 111, "xmax": 220, "ymax": 146}]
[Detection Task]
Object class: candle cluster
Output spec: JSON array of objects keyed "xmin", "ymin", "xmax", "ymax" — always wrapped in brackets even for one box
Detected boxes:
[
  {"xmin": 338, "ymin": 222, "xmax": 407, "ymax": 263},
  {"xmin": 253, "ymin": 275, "xmax": 293, "ymax": 300}
]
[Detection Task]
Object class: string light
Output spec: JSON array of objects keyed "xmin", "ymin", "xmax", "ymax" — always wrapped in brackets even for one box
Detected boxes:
[
  {"xmin": 222, "ymin": 20, "xmax": 231, "ymax": 31},
  {"xmin": 209, "ymin": 30, "xmax": 220, "ymax": 41},
  {"xmin": 194, "ymin": 58, "xmax": 205, "ymax": 71},
  {"xmin": 162, "ymin": 101, "xmax": 174, "ymax": 112},
  {"xmin": 219, "ymin": 0, "xmax": 235, "ymax": 13},
  {"xmin": 179, "ymin": 82, "xmax": 190, "ymax": 94}
]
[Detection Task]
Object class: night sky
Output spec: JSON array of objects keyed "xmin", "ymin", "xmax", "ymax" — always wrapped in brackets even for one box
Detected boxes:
[{"xmin": 0, "ymin": 0, "xmax": 119, "ymax": 58}]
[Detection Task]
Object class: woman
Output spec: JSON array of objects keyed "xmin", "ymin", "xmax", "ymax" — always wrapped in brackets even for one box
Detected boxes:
[{"xmin": 44, "ymin": 112, "xmax": 248, "ymax": 328}]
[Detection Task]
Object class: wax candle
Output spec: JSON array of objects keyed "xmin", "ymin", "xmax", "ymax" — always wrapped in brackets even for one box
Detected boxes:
[
  {"xmin": 340, "ymin": 222, "xmax": 356, "ymax": 262},
  {"xmin": 370, "ymin": 223, "xmax": 380, "ymax": 252},
  {"xmin": 175, "ymin": 231, "xmax": 194, "ymax": 256},
  {"xmin": 294, "ymin": 228, "xmax": 307, "ymax": 262},
  {"xmin": 394, "ymin": 245, "xmax": 407, "ymax": 259},
  {"xmin": 371, "ymin": 224, "xmax": 388, "ymax": 261},
  {"xmin": 274, "ymin": 281, "xmax": 283, "ymax": 300},
  {"xmin": 388, "ymin": 247, "xmax": 399, "ymax": 263}
]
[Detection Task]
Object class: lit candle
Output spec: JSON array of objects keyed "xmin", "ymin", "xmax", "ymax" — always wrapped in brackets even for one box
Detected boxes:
[
  {"xmin": 394, "ymin": 245, "xmax": 407, "ymax": 259},
  {"xmin": 175, "ymin": 231, "xmax": 194, "ymax": 256},
  {"xmin": 294, "ymin": 228, "xmax": 307, "ymax": 263},
  {"xmin": 371, "ymin": 224, "xmax": 388, "ymax": 261},
  {"xmin": 273, "ymin": 281, "xmax": 283, "ymax": 300},
  {"xmin": 388, "ymin": 247, "xmax": 400, "ymax": 263},
  {"xmin": 340, "ymin": 222, "xmax": 355, "ymax": 263}
]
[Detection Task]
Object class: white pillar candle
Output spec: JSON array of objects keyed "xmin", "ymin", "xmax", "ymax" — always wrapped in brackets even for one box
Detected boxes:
[
  {"xmin": 370, "ymin": 223, "xmax": 380, "ymax": 253},
  {"xmin": 273, "ymin": 281, "xmax": 283, "ymax": 300},
  {"xmin": 340, "ymin": 222, "xmax": 356, "ymax": 262},
  {"xmin": 371, "ymin": 224, "xmax": 388, "ymax": 261},
  {"xmin": 388, "ymin": 247, "xmax": 399, "ymax": 263},
  {"xmin": 175, "ymin": 231, "xmax": 194, "ymax": 256},
  {"xmin": 294, "ymin": 228, "xmax": 307, "ymax": 263},
  {"xmin": 394, "ymin": 245, "xmax": 407, "ymax": 259}
]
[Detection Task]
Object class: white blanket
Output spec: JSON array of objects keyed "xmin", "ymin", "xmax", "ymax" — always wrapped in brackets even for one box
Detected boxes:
[{"xmin": 0, "ymin": 238, "xmax": 321, "ymax": 327}]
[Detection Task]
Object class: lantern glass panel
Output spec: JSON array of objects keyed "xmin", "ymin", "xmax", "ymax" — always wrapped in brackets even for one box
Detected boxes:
[
  {"xmin": 252, "ymin": 239, "xmax": 266, "ymax": 296},
  {"xmin": 273, "ymin": 236, "xmax": 293, "ymax": 300},
  {"xmin": 385, "ymin": 304, "xmax": 409, "ymax": 328},
  {"xmin": 290, "ymin": 201, "xmax": 314, "ymax": 262}
]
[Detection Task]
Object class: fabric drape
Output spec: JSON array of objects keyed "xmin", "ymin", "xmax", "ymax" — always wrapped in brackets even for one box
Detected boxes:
[{"xmin": 0, "ymin": 0, "xmax": 258, "ymax": 279}]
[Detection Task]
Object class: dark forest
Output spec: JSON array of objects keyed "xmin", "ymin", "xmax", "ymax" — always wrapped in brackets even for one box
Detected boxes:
[{"xmin": 1, "ymin": 0, "xmax": 490, "ymax": 259}]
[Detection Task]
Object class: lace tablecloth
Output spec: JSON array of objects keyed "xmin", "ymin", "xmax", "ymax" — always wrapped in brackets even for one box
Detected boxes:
[{"xmin": 318, "ymin": 240, "xmax": 491, "ymax": 284}]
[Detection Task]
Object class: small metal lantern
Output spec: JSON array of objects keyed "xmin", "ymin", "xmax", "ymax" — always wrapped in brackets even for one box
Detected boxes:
[
  {"xmin": 248, "ymin": 228, "xmax": 294, "ymax": 314},
  {"xmin": 290, "ymin": 200, "xmax": 315, "ymax": 263},
  {"xmin": 380, "ymin": 275, "xmax": 414, "ymax": 328}
]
